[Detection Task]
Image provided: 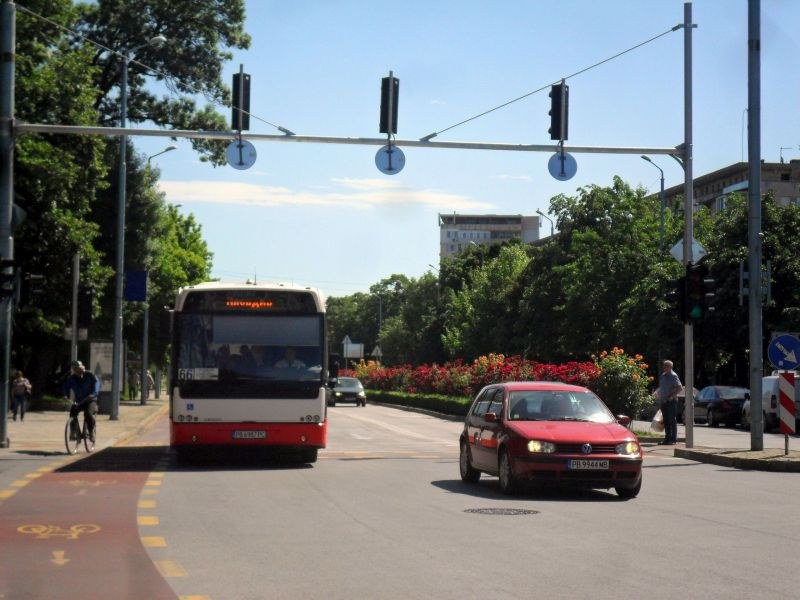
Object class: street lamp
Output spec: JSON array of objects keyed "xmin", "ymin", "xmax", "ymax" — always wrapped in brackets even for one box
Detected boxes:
[
  {"xmin": 111, "ymin": 34, "xmax": 166, "ymax": 420},
  {"xmin": 535, "ymin": 209, "xmax": 554, "ymax": 237},
  {"xmin": 147, "ymin": 145, "xmax": 177, "ymax": 165},
  {"xmin": 641, "ymin": 155, "xmax": 666, "ymax": 251}
]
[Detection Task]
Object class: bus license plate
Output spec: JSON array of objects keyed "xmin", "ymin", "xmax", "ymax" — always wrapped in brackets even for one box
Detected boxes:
[
  {"xmin": 232, "ymin": 430, "xmax": 266, "ymax": 440},
  {"xmin": 567, "ymin": 459, "xmax": 609, "ymax": 470}
]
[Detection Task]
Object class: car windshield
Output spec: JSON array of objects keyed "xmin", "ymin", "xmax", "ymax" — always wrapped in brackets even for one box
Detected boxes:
[
  {"xmin": 507, "ymin": 390, "xmax": 615, "ymax": 423},
  {"xmin": 717, "ymin": 386, "xmax": 748, "ymax": 399},
  {"xmin": 336, "ymin": 377, "xmax": 362, "ymax": 389}
]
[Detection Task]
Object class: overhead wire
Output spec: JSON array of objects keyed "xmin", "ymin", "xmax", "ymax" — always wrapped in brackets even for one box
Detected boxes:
[{"xmin": 420, "ymin": 24, "xmax": 682, "ymax": 141}]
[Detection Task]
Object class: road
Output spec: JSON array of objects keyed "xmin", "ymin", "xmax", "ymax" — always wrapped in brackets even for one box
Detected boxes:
[{"xmin": 2, "ymin": 404, "xmax": 800, "ymax": 599}]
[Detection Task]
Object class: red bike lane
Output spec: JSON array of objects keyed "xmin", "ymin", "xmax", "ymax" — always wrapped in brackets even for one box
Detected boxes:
[{"xmin": 0, "ymin": 448, "xmax": 177, "ymax": 600}]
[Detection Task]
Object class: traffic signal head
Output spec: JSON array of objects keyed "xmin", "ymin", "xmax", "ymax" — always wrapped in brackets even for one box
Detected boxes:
[
  {"xmin": 666, "ymin": 275, "xmax": 686, "ymax": 322},
  {"xmin": 231, "ymin": 72, "xmax": 251, "ymax": 131},
  {"xmin": 685, "ymin": 262, "xmax": 715, "ymax": 321},
  {"xmin": 379, "ymin": 74, "xmax": 399, "ymax": 134},
  {"xmin": 548, "ymin": 82, "xmax": 569, "ymax": 141}
]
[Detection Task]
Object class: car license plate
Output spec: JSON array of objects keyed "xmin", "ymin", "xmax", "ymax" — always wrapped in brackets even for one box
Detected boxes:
[
  {"xmin": 567, "ymin": 459, "xmax": 609, "ymax": 470},
  {"xmin": 232, "ymin": 430, "xmax": 266, "ymax": 439}
]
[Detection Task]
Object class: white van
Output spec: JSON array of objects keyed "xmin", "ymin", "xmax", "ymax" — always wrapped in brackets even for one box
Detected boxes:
[{"xmin": 742, "ymin": 374, "xmax": 800, "ymax": 431}]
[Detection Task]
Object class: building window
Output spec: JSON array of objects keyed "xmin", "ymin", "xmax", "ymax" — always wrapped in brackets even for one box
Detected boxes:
[
  {"xmin": 781, "ymin": 173, "xmax": 791, "ymax": 181},
  {"xmin": 716, "ymin": 196, "xmax": 727, "ymax": 212}
]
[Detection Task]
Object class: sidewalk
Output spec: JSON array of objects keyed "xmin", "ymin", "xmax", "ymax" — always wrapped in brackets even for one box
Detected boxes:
[{"xmin": 1, "ymin": 394, "xmax": 168, "ymax": 458}]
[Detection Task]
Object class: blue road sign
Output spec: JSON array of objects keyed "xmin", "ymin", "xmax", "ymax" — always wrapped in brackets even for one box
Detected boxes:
[{"xmin": 768, "ymin": 334, "xmax": 800, "ymax": 370}]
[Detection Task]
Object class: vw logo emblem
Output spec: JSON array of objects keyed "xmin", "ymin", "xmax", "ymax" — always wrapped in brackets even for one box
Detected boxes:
[{"xmin": 581, "ymin": 443, "xmax": 592, "ymax": 454}]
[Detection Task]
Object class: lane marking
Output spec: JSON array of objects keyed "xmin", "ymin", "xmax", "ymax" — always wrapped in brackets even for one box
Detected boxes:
[
  {"xmin": 11, "ymin": 480, "xmax": 30, "ymax": 488},
  {"xmin": 179, "ymin": 596, "xmax": 211, "ymax": 600},
  {"xmin": 0, "ymin": 490, "xmax": 16, "ymax": 499},
  {"xmin": 51, "ymin": 551, "xmax": 69, "ymax": 566},
  {"xmin": 138, "ymin": 515, "xmax": 160, "ymax": 526},
  {"xmin": 145, "ymin": 479, "xmax": 163, "ymax": 487},
  {"xmin": 141, "ymin": 488, "xmax": 159, "ymax": 496},
  {"xmin": 138, "ymin": 500, "xmax": 157, "ymax": 509},
  {"xmin": 155, "ymin": 560, "xmax": 188, "ymax": 577},
  {"xmin": 25, "ymin": 473, "xmax": 42, "ymax": 479},
  {"xmin": 141, "ymin": 536, "xmax": 167, "ymax": 548}
]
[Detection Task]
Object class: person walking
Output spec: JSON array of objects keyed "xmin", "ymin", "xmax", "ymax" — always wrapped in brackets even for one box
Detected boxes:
[
  {"xmin": 657, "ymin": 360, "xmax": 683, "ymax": 445},
  {"xmin": 10, "ymin": 370, "xmax": 32, "ymax": 422}
]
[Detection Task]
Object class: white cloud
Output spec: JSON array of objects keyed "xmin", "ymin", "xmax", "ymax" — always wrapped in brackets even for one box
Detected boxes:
[{"xmin": 158, "ymin": 179, "xmax": 493, "ymax": 211}]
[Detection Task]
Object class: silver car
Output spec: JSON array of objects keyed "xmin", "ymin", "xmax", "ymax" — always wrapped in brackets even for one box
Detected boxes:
[{"xmin": 330, "ymin": 377, "xmax": 367, "ymax": 407}]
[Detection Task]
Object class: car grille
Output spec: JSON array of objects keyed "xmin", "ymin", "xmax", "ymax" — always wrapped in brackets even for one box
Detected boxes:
[{"xmin": 555, "ymin": 443, "xmax": 617, "ymax": 454}]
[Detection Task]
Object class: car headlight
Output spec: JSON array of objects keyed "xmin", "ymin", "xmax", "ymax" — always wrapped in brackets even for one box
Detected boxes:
[
  {"xmin": 357, "ymin": 392, "xmax": 366, "ymax": 398},
  {"xmin": 616, "ymin": 441, "xmax": 641, "ymax": 456},
  {"xmin": 527, "ymin": 440, "xmax": 556, "ymax": 453},
  {"xmin": 335, "ymin": 392, "xmax": 342, "ymax": 397}
]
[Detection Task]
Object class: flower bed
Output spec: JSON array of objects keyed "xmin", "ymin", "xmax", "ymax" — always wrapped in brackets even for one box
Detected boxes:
[{"xmin": 345, "ymin": 349, "xmax": 652, "ymax": 417}]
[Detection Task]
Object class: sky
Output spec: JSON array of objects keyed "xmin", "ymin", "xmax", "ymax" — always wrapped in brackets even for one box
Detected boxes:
[{"xmin": 129, "ymin": 0, "xmax": 800, "ymax": 299}]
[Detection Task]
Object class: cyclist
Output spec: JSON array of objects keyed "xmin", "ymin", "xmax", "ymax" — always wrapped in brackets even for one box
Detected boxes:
[{"xmin": 62, "ymin": 360, "xmax": 100, "ymax": 441}]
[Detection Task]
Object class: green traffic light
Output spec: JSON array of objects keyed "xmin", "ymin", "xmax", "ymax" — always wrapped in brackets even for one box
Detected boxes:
[{"xmin": 690, "ymin": 305, "xmax": 702, "ymax": 319}]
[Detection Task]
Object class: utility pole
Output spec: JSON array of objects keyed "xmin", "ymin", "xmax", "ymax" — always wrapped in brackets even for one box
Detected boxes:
[{"xmin": 0, "ymin": 0, "xmax": 15, "ymax": 448}]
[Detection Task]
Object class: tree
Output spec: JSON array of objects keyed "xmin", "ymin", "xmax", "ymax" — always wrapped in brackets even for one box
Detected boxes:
[{"xmin": 78, "ymin": 0, "xmax": 251, "ymax": 165}]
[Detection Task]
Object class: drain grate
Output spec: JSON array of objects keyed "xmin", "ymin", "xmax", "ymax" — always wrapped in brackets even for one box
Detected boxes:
[{"xmin": 464, "ymin": 508, "xmax": 539, "ymax": 516}]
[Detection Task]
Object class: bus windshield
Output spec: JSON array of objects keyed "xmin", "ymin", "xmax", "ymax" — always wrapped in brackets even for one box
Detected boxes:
[{"xmin": 175, "ymin": 313, "xmax": 324, "ymax": 398}]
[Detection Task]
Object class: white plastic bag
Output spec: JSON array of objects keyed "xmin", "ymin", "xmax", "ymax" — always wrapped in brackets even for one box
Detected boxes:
[{"xmin": 650, "ymin": 409, "xmax": 665, "ymax": 433}]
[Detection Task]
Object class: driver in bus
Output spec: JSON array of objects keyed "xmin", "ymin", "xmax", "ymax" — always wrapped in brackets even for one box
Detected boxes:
[{"xmin": 274, "ymin": 347, "xmax": 306, "ymax": 369}]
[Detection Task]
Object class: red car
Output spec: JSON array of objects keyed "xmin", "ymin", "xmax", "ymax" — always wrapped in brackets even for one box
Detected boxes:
[{"xmin": 459, "ymin": 382, "xmax": 642, "ymax": 499}]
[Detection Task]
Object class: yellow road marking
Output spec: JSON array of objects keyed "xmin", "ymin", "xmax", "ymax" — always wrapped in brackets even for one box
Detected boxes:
[
  {"xmin": 51, "ymin": 551, "xmax": 69, "ymax": 566},
  {"xmin": 138, "ymin": 500, "xmax": 157, "ymax": 509},
  {"xmin": 25, "ymin": 473, "xmax": 42, "ymax": 479},
  {"xmin": 141, "ymin": 488, "xmax": 159, "ymax": 496},
  {"xmin": 141, "ymin": 536, "xmax": 167, "ymax": 547},
  {"xmin": 145, "ymin": 479, "xmax": 162, "ymax": 486},
  {"xmin": 137, "ymin": 515, "xmax": 160, "ymax": 526},
  {"xmin": 179, "ymin": 596, "xmax": 211, "ymax": 600},
  {"xmin": 149, "ymin": 472, "xmax": 165, "ymax": 478},
  {"xmin": 155, "ymin": 560, "xmax": 188, "ymax": 577},
  {"xmin": 11, "ymin": 480, "xmax": 30, "ymax": 488},
  {"xmin": 0, "ymin": 490, "xmax": 16, "ymax": 499},
  {"xmin": 37, "ymin": 467, "xmax": 53, "ymax": 473}
]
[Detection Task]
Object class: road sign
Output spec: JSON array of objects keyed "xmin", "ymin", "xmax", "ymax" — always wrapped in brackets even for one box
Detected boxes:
[
  {"xmin": 670, "ymin": 237, "xmax": 706, "ymax": 263},
  {"xmin": 226, "ymin": 140, "xmax": 257, "ymax": 170},
  {"xmin": 768, "ymin": 334, "xmax": 800, "ymax": 370},
  {"xmin": 375, "ymin": 145, "xmax": 405, "ymax": 174},
  {"xmin": 547, "ymin": 151, "xmax": 577, "ymax": 181},
  {"xmin": 779, "ymin": 372, "xmax": 796, "ymax": 435}
]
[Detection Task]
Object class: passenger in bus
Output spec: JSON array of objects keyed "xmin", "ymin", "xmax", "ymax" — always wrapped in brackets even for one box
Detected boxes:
[
  {"xmin": 239, "ymin": 345, "xmax": 257, "ymax": 370},
  {"xmin": 274, "ymin": 347, "xmax": 306, "ymax": 369},
  {"xmin": 216, "ymin": 345, "xmax": 232, "ymax": 370}
]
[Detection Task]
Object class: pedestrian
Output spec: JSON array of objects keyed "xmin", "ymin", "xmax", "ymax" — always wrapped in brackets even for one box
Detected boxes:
[
  {"xmin": 657, "ymin": 360, "xmax": 683, "ymax": 445},
  {"xmin": 128, "ymin": 369, "xmax": 138, "ymax": 402},
  {"xmin": 10, "ymin": 370, "xmax": 32, "ymax": 422},
  {"xmin": 62, "ymin": 360, "xmax": 100, "ymax": 440}
]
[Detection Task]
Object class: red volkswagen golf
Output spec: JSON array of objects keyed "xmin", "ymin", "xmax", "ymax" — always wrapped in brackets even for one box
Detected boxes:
[{"xmin": 459, "ymin": 382, "xmax": 642, "ymax": 498}]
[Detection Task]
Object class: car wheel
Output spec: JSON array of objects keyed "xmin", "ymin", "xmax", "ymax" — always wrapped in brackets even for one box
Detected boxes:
[
  {"xmin": 708, "ymin": 409, "xmax": 718, "ymax": 428},
  {"xmin": 498, "ymin": 449, "xmax": 518, "ymax": 495},
  {"xmin": 459, "ymin": 440, "xmax": 481, "ymax": 483},
  {"xmin": 616, "ymin": 478, "xmax": 642, "ymax": 500}
]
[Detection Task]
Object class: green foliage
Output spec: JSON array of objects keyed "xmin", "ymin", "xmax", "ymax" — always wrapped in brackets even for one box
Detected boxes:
[
  {"xmin": 587, "ymin": 348, "xmax": 652, "ymax": 417},
  {"xmin": 365, "ymin": 390, "xmax": 471, "ymax": 417}
]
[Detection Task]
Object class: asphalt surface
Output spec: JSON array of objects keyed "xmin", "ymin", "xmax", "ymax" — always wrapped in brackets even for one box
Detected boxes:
[{"xmin": 2, "ymin": 397, "xmax": 800, "ymax": 472}]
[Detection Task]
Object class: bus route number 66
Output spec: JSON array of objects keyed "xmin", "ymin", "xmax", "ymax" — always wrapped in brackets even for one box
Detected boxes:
[{"xmin": 178, "ymin": 369, "xmax": 194, "ymax": 381}]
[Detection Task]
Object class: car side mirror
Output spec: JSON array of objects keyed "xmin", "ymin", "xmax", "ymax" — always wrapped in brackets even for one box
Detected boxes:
[
  {"xmin": 484, "ymin": 412, "xmax": 498, "ymax": 423},
  {"xmin": 616, "ymin": 415, "xmax": 631, "ymax": 427}
]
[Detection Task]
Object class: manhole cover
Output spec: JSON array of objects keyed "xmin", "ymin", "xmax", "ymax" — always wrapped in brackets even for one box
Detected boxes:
[{"xmin": 463, "ymin": 508, "xmax": 539, "ymax": 516}]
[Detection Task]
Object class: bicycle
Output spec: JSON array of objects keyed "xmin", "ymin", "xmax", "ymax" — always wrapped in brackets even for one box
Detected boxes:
[{"xmin": 64, "ymin": 406, "xmax": 96, "ymax": 455}]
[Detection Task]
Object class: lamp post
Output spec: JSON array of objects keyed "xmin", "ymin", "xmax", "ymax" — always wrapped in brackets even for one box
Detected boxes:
[
  {"xmin": 147, "ymin": 145, "xmax": 177, "ymax": 165},
  {"xmin": 535, "ymin": 209, "xmax": 554, "ymax": 237},
  {"xmin": 641, "ymin": 155, "xmax": 665, "ymax": 251},
  {"xmin": 111, "ymin": 35, "xmax": 166, "ymax": 420}
]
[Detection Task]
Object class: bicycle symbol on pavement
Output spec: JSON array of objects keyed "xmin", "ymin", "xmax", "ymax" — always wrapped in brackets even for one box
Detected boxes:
[{"xmin": 17, "ymin": 523, "xmax": 101, "ymax": 540}]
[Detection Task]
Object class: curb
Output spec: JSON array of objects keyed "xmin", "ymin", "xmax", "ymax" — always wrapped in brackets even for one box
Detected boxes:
[
  {"xmin": 675, "ymin": 447, "xmax": 800, "ymax": 473},
  {"xmin": 109, "ymin": 402, "xmax": 169, "ymax": 447}
]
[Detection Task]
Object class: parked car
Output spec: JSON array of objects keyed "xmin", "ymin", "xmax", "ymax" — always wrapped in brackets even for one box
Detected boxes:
[
  {"xmin": 459, "ymin": 381, "xmax": 642, "ymax": 499},
  {"xmin": 742, "ymin": 375, "xmax": 800, "ymax": 431},
  {"xmin": 692, "ymin": 386, "xmax": 749, "ymax": 427},
  {"xmin": 329, "ymin": 377, "xmax": 367, "ymax": 407}
]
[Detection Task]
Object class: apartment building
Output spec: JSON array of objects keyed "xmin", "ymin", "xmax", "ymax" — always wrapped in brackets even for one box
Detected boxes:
[
  {"xmin": 662, "ymin": 160, "xmax": 800, "ymax": 214},
  {"xmin": 438, "ymin": 213, "xmax": 540, "ymax": 259}
]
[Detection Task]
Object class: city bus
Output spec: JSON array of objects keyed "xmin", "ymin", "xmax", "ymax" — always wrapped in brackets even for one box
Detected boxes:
[{"xmin": 169, "ymin": 281, "xmax": 334, "ymax": 462}]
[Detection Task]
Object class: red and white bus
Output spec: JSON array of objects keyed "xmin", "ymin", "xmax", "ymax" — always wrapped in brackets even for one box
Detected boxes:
[{"xmin": 169, "ymin": 282, "xmax": 333, "ymax": 462}]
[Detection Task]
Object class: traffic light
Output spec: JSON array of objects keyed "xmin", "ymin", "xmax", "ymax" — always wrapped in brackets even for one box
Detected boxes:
[
  {"xmin": 77, "ymin": 285, "xmax": 93, "ymax": 328},
  {"xmin": 685, "ymin": 262, "xmax": 715, "ymax": 321},
  {"xmin": 548, "ymin": 81, "xmax": 569, "ymax": 141},
  {"xmin": 666, "ymin": 275, "xmax": 686, "ymax": 322},
  {"xmin": 379, "ymin": 74, "xmax": 399, "ymax": 134},
  {"xmin": 0, "ymin": 259, "xmax": 16, "ymax": 299},
  {"xmin": 231, "ymin": 71, "xmax": 251, "ymax": 131},
  {"xmin": 19, "ymin": 273, "xmax": 44, "ymax": 306}
]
